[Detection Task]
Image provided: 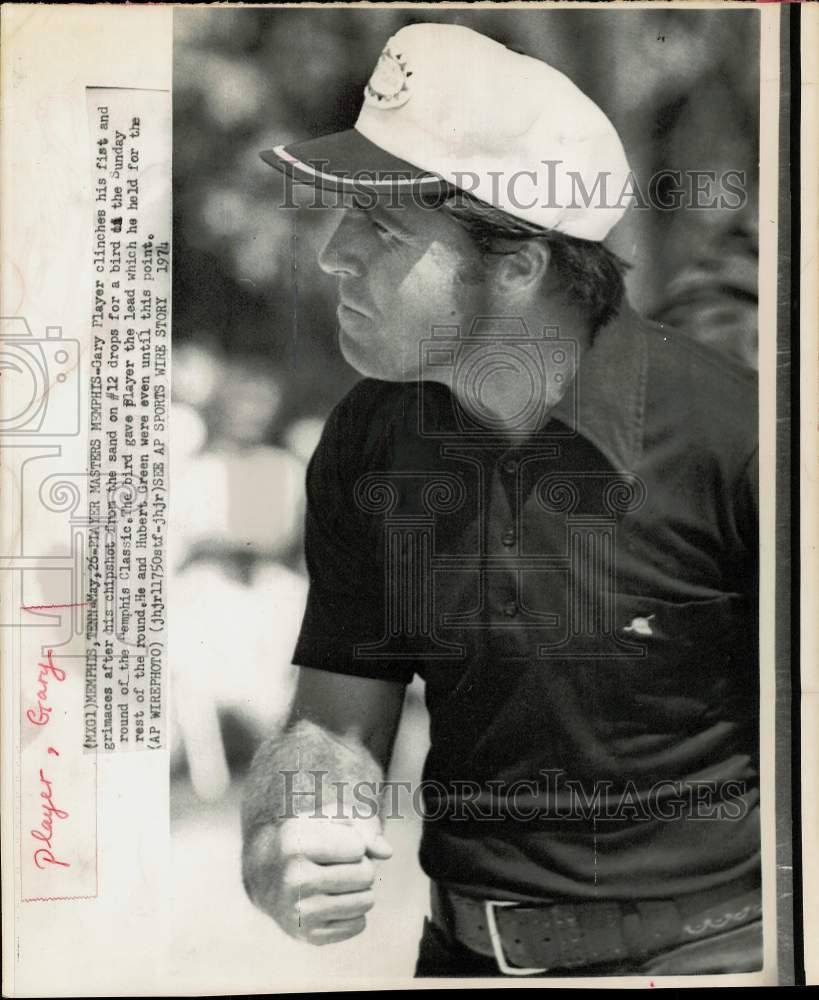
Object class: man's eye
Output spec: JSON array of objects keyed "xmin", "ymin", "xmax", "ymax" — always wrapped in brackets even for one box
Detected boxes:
[{"xmin": 372, "ymin": 218, "xmax": 400, "ymax": 244}]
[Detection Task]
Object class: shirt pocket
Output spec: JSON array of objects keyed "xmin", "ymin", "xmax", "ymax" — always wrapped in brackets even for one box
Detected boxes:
[{"xmin": 599, "ymin": 591, "xmax": 758, "ymax": 736}]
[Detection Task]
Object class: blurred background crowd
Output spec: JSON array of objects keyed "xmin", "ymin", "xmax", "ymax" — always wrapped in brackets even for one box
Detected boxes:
[{"xmin": 170, "ymin": 7, "xmax": 760, "ymax": 984}]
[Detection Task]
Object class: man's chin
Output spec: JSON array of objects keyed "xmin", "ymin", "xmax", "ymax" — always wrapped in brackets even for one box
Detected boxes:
[
  {"xmin": 338, "ymin": 330, "xmax": 416, "ymax": 383},
  {"xmin": 338, "ymin": 329, "xmax": 379, "ymax": 378}
]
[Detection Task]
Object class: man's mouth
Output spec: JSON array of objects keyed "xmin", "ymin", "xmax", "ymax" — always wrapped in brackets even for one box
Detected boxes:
[
  {"xmin": 337, "ymin": 280, "xmax": 370, "ymax": 317},
  {"xmin": 338, "ymin": 298, "xmax": 368, "ymax": 318}
]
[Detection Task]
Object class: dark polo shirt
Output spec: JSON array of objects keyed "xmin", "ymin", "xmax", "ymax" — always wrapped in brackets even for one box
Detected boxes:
[{"xmin": 293, "ymin": 304, "xmax": 760, "ymax": 902}]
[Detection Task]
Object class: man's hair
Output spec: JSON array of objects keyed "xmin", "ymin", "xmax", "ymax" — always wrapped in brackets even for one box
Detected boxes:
[{"xmin": 440, "ymin": 192, "xmax": 631, "ymax": 332}]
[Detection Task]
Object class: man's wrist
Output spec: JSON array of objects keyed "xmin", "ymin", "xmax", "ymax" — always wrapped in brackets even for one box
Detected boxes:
[{"xmin": 240, "ymin": 720, "xmax": 385, "ymax": 838}]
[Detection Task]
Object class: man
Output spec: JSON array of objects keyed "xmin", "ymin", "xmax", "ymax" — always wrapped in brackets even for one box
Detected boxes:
[
  {"xmin": 651, "ymin": 218, "xmax": 759, "ymax": 371},
  {"xmin": 241, "ymin": 23, "xmax": 760, "ymax": 977}
]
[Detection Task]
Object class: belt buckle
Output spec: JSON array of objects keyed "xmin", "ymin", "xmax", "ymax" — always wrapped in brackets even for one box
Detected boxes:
[{"xmin": 484, "ymin": 900, "xmax": 548, "ymax": 976}]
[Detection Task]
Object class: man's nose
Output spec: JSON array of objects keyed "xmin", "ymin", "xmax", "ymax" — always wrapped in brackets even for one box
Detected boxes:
[{"xmin": 318, "ymin": 212, "xmax": 363, "ymax": 276}]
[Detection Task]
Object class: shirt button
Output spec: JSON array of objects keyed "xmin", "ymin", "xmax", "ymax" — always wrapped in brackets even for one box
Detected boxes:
[
  {"xmin": 503, "ymin": 600, "xmax": 518, "ymax": 618},
  {"xmin": 502, "ymin": 459, "xmax": 517, "ymax": 475},
  {"xmin": 501, "ymin": 527, "xmax": 516, "ymax": 547}
]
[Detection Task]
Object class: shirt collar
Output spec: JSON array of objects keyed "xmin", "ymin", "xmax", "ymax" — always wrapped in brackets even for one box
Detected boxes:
[{"xmin": 546, "ymin": 301, "xmax": 648, "ymax": 472}]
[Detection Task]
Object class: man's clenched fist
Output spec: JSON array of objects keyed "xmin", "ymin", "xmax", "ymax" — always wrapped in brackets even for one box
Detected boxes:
[{"xmin": 242, "ymin": 814, "xmax": 393, "ymax": 945}]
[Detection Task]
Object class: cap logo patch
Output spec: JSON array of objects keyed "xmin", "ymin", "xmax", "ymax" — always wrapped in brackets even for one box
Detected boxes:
[{"xmin": 364, "ymin": 44, "xmax": 411, "ymax": 110}]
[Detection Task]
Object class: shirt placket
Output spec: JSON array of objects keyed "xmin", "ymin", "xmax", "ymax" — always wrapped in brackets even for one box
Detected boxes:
[{"xmin": 484, "ymin": 448, "xmax": 547, "ymax": 656}]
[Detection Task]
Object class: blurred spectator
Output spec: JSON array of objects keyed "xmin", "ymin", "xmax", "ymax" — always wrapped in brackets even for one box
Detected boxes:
[
  {"xmin": 170, "ymin": 348, "xmax": 313, "ymax": 799},
  {"xmin": 170, "ymin": 559, "xmax": 307, "ymax": 800},
  {"xmin": 171, "ymin": 354, "xmax": 307, "ymax": 568},
  {"xmin": 168, "ymin": 400, "xmax": 219, "ymax": 572},
  {"xmin": 648, "ymin": 68, "xmax": 759, "ymax": 370},
  {"xmin": 173, "ymin": 340, "xmax": 223, "ymax": 411},
  {"xmin": 208, "ymin": 357, "xmax": 283, "ymax": 450},
  {"xmin": 651, "ymin": 222, "xmax": 758, "ymax": 370},
  {"xmin": 283, "ymin": 416, "xmax": 324, "ymax": 466}
]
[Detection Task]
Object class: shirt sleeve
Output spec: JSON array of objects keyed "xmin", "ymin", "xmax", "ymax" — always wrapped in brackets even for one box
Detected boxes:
[{"xmin": 291, "ymin": 391, "xmax": 415, "ymax": 685}]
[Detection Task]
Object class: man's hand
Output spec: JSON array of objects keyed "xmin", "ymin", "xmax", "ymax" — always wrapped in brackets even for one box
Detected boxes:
[
  {"xmin": 243, "ymin": 813, "xmax": 393, "ymax": 945},
  {"xmin": 240, "ymin": 676, "xmax": 405, "ymax": 944}
]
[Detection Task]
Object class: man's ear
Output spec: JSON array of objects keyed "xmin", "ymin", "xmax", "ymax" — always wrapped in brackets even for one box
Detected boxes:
[{"xmin": 492, "ymin": 239, "xmax": 551, "ymax": 297}]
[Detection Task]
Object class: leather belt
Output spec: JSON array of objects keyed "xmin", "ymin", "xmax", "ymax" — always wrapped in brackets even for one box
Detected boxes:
[{"xmin": 430, "ymin": 877, "xmax": 762, "ymax": 975}]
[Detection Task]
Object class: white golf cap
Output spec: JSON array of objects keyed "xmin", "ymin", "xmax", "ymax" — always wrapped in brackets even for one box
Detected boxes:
[{"xmin": 261, "ymin": 23, "xmax": 631, "ymax": 242}]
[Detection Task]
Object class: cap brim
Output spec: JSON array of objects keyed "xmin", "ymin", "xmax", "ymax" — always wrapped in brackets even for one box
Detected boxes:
[{"xmin": 260, "ymin": 128, "xmax": 449, "ymax": 194}]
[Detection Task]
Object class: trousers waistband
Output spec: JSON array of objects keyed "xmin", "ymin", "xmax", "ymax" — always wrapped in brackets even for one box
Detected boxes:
[{"xmin": 430, "ymin": 875, "xmax": 762, "ymax": 975}]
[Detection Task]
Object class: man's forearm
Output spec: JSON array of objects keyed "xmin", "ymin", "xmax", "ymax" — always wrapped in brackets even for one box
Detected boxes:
[{"xmin": 241, "ymin": 718, "xmax": 385, "ymax": 839}]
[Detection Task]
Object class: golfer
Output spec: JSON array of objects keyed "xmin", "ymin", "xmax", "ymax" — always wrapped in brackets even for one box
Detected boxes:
[{"xmin": 241, "ymin": 23, "xmax": 760, "ymax": 977}]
